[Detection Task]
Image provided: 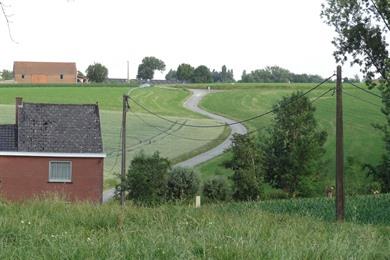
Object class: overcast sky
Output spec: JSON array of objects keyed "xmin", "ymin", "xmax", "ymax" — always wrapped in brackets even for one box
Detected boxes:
[{"xmin": 1, "ymin": 0, "xmax": 361, "ymax": 80}]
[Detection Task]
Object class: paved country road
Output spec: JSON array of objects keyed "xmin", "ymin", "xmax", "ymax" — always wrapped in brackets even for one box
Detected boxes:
[{"xmin": 102, "ymin": 89, "xmax": 247, "ymax": 202}]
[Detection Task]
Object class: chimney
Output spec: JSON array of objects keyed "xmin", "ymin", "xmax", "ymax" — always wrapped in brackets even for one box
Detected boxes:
[{"xmin": 15, "ymin": 97, "xmax": 23, "ymax": 125}]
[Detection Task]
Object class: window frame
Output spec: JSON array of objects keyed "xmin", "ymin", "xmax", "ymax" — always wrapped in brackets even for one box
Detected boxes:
[{"xmin": 48, "ymin": 161, "xmax": 72, "ymax": 183}]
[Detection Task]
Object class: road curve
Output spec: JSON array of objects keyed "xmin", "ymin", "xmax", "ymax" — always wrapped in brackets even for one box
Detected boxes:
[
  {"xmin": 175, "ymin": 89, "xmax": 247, "ymax": 167},
  {"xmin": 103, "ymin": 89, "xmax": 247, "ymax": 202}
]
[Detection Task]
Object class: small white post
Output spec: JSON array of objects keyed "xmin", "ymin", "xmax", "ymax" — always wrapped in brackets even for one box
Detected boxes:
[{"xmin": 195, "ymin": 196, "xmax": 201, "ymax": 208}]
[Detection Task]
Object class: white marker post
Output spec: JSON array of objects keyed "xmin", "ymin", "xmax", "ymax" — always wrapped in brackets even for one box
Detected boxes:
[{"xmin": 195, "ymin": 196, "xmax": 201, "ymax": 208}]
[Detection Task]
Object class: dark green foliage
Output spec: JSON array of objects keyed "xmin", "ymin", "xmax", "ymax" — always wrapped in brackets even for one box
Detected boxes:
[
  {"xmin": 322, "ymin": 0, "xmax": 390, "ymax": 192},
  {"xmin": 176, "ymin": 63, "xmax": 194, "ymax": 82},
  {"xmin": 166, "ymin": 167, "xmax": 200, "ymax": 201},
  {"xmin": 85, "ymin": 63, "xmax": 108, "ymax": 83},
  {"xmin": 364, "ymin": 158, "xmax": 390, "ymax": 193},
  {"xmin": 345, "ymin": 157, "xmax": 374, "ymax": 195},
  {"xmin": 202, "ymin": 177, "xmax": 230, "ymax": 201},
  {"xmin": 0, "ymin": 69, "xmax": 13, "ymax": 80},
  {"xmin": 192, "ymin": 65, "xmax": 213, "ymax": 83},
  {"xmin": 240, "ymin": 66, "xmax": 323, "ymax": 83},
  {"xmin": 137, "ymin": 56, "xmax": 166, "ymax": 80},
  {"xmin": 230, "ymin": 134, "xmax": 262, "ymax": 172},
  {"xmin": 262, "ymin": 92, "xmax": 327, "ymax": 197},
  {"xmin": 230, "ymin": 134, "xmax": 263, "ymax": 201},
  {"xmin": 123, "ymin": 151, "xmax": 171, "ymax": 205},
  {"xmin": 211, "ymin": 65, "xmax": 235, "ymax": 83},
  {"xmin": 231, "ymin": 168, "xmax": 262, "ymax": 201},
  {"xmin": 165, "ymin": 69, "xmax": 177, "ymax": 81}
]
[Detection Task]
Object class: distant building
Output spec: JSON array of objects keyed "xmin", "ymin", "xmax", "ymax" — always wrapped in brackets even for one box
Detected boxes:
[{"xmin": 13, "ymin": 61, "xmax": 77, "ymax": 84}]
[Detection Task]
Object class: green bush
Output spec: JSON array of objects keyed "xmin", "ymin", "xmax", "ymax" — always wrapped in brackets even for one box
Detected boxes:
[
  {"xmin": 231, "ymin": 168, "xmax": 262, "ymax": 201},
  {"xmin": 121, "ymin": 151, "xmax": 171, "ymax": 205},
  {"xmin": 203, "ymin": 177, "xmax": 231, "ymax": 201},
  {"xmin": 166, "ymin": 167, "xmax": 200, "ymax": 201}
]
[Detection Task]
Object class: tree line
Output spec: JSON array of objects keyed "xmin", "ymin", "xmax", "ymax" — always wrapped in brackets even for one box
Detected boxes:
[{"xmin": 136, "ymin": 56, "xmax": 341, "ymax": 84}]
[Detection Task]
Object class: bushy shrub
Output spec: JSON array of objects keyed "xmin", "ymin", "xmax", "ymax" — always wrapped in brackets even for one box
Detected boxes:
[
  {"xmin": 203, "ymin": 177, "xmax": 231, "ymax": 201},
  {"xmin": 121, "ymin": 151, "xmax": 170, "ymax": 205},
  {"xmin": 231, "ymin": 168, "xmax": 262, "ymax": 201},
  {"xmin": 166, "ymin": 167, "xmax": 200, "ymax": 201}
]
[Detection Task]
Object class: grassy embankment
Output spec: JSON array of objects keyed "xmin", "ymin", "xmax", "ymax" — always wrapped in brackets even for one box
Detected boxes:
[
  {"xmin": 0, "ymin": 194, "xmax": 388, "ymax": 259},
  {"xmin": 0, "ymin": 85, "xmax": 230, "ymax": 188},
  {"xmin": 188, "ymin": 83, "xmax": 385, "ymax": 195}
]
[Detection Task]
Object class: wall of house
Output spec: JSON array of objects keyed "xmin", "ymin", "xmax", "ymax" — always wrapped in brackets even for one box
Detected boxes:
[
  {"xmin": 0, "ymin": 156, "xmax": 103, "ymax": 203},
  {"xmin": 14, "ymin": 74, "xmax": 77, "ymax": 84}
]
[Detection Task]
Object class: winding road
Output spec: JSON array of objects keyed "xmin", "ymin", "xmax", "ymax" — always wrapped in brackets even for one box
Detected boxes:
[{"xmin": 102, "ymin": 89, "xmax": 247, "ymax": 202}]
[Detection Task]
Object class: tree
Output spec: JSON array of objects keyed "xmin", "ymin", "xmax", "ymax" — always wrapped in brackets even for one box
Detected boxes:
[
  {"xmin": 240, "ymin": 66, "xmax": 323, "ymax": 83},
  {"xmin": 176, "ymin": 63, "xmax": 194, "ymax": 82},
  {"xmin": 165, "ymin": 69, "xmax": 177, "ymax": 81},
  {"xmin": 86, "ymin": 63, "xmax": 108, "ymax": 83},
  {"xmin": 262, "ymin": 92, "xmax": 327, "ymax": 196},
  {"xmin": 322, "ymin": 0, "xmax": 390, "ymax": 191},
  {"xmin": 122, "ymin": 151, "xmax": 171, "ymax": 205},
  {"xmin": 211, "ymin": 69, "xmax": 221, "ymax": 82},
  {"xmin": 0, "ymin": 69, "xmax": 13, "ymax": 80},
  {"xmin": 166, "ymin": 167, "xmax": 200, "ymax": 201},
  {"xmin": 211, "ymin": 65, "xmax": 235, "ymax": 83},
  {"xmin": 137, "ymin": 56, "xmax": 165, "ymax": 80},
  {"xmin": 192, "ymin": 65, "xmax": 213, "ymax": 83},
  {"xmin": 202, "ymin": 177, "xmax": 230, "ymax": 201},
  {"xmin": 229, "ymin": 134, "xmax": 263, "ymax": 201},
  {"xmin": 0, "ymin": 1, "xmax": 17, "ymax": 42}
]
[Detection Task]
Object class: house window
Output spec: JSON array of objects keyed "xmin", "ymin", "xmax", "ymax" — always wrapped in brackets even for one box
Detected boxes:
[
  {"xmin": 22, "ymin": 74, "xmax": 25, "ymax": 79},
  {"xmin": 60, "ymin": 74, "xmax": 64, "ymax": 80},
  {"xmin": 49, "ymin": 161, "xmax": 72, "ymax": 182}
]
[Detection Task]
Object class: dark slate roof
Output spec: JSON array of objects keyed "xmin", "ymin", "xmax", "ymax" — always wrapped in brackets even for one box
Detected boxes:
[
  {"xmin": 0, "ymin": 125, "xmax": 17, "ymax": 151},
  {"xmin": 17, "ymin": 103, "xmax": 103, "ymax": 153}
]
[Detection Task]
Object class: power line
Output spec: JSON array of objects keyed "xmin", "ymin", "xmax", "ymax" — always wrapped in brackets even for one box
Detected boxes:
[
  {"xmin": 342, "ymin": 89, "xmax": 382, "ymax": 108},
  {"xmin": 131, "ymin": 111, "xmax": 229, "ymax": 141},
  {"xmin": 128, "ymin": 74, "xmax": 336, "ymax": 128},
  {"xmin": 106, "ymin": 127, "xmax": 122, "ymax": 174},
  {"xmin": 347, "ymin": 82, "xmax": 382, "ymax": 99},
  {"xmin": 242, "ymin": 87, "xmax": 337, "ymax": 136}
]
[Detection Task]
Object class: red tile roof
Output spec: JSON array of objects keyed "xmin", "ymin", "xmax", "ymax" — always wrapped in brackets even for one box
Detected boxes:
[{"xmin": 13, "ymin": 61, "xmax": 76, "ymax": 75}]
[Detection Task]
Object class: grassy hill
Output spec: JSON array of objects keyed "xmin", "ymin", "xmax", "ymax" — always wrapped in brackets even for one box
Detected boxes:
[
  {"xmin": 0, "ymin": 194, "xmax": 388, "ymax": 259},
  {"xmin": 196, "ymin": 86, "xmax": 384, "ymax": 195}
]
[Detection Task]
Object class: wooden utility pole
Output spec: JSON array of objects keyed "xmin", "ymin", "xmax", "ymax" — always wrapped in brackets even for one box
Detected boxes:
[
  {"xmin": 336, "ymin": 65, "xmax": 345, "ymax": 222},
  {"xmin": 121, "ymin": 95, "xmax": 129, "ymax": 207}
]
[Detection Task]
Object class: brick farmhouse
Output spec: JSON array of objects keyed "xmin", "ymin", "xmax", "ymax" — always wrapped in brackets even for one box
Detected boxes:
[
  {"xmin": 0, "ymin": 98, "xmax": 105, "ymax": 203},
  {"xmin": 13, "ymin": 61, "xmax": 77, "ymax": 84}
]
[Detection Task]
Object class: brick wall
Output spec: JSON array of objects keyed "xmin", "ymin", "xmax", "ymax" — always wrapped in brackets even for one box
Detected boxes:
[
  {"xmin": 15, "ymin": 74, "xmax": 77, "ymax": 84},
  {"xmin": 0, "ymin": 156, "xmax": 103, "ymax": 203}
]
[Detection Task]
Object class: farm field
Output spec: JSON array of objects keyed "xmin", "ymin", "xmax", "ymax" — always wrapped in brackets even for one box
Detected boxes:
[
  {"xmin": 0, "ymin": 85, "xmax": 200, "ymax": 117},
  {"xmin": 0, "ymin": 85, "xmax": 229, "ymax": 188},
  {"xmin": 195, "ymin": 84, "xmax": 385, "ymax": 194},
  {"xmin": 0, "ymin": 194, "xmax": 388, "ymax": 259}
]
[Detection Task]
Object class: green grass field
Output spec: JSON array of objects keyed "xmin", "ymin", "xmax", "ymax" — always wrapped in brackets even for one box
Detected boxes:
[
  {"xmin": 0, "ymin": 85, "xmax": 229, "ymax": 188},
  {"xmin": 0, "ymin": 83, "xmax": 386, "ymax": 194},
  {"xmin": 0, "ymin": 194, "xmax": 388, "ymax": 259},
  {"xmin": 196, "ymin": 85, "xmax": 385, "ymax": 195}
]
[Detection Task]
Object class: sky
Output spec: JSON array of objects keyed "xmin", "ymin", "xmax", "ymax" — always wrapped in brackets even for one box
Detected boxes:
[{"xmin": 0, "ymin": 0, "xmax": 362, "ymax": 80}]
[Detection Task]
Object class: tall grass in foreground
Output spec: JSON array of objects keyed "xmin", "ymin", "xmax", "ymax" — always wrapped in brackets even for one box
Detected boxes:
[{"xmin": 0, "ymin": 194, "xmax": 388, "ymax": 259}]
